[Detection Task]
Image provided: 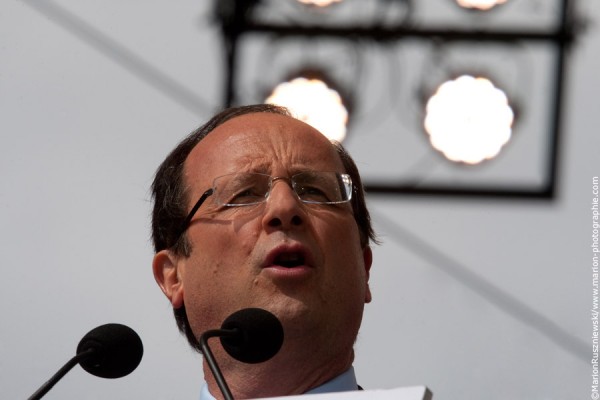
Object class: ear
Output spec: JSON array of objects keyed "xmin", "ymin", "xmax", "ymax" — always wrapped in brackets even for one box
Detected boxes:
[
  {"xmin": 362, "ymin": 245, "xmax": 373, "ymax": 304},
  {"xmin": 152, "ymin": 250, "xmax": 185, "ymax": 309}
]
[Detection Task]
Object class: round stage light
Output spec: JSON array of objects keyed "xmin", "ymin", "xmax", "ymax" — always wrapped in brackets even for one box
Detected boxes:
[
  {"xmin": 456, "ymin": 0, "xmax": 508, "ymax": 11},
  {"xmin": 424, "ymin": 75, "xmax": 514, "ymax": 165},
  {"xmin": 265, "ymin": 76, "xmax": 349, "ymax": 142},
  {"xmin": 297, "ymin": 0, "xmax": 343, "ymax": 7}
]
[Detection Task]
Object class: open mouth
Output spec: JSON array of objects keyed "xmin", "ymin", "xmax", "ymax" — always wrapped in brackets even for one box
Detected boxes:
[
  {"xmin": 273, "ymin": 252, "xmax": 305, "ymax": 268},
  {"xmin": 263, "ymin": 245, "xmax": 314, "ymax": 278}
]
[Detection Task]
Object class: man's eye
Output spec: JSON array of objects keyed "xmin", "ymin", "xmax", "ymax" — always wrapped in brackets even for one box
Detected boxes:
[
  {"xmin": 297, "ymin": 186, "xmax": 331, "ymax": 202},
  {"xmin": 228, "ymin": 188, "xmax": 264, "ymax": 204}
]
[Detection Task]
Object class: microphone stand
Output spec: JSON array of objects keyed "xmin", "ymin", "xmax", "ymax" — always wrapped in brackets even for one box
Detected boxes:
[
  {"xmin": 199, "ymin": 329, "xmax": 239, "ymax": 400},
  {"xmin": 28, "ymin": 347, "xmax": 96, "ymax": 400}
]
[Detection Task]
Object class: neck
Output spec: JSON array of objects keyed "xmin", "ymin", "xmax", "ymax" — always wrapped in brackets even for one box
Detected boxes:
[{"xmin": 203, "ymin": 342, "xmax": 354, "ymax": 399}]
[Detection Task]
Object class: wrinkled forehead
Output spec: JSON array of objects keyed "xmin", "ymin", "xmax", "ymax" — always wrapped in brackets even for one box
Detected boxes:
[{"xmin": 185, "ymin": 113, "xmax": 345, "ymax": 182}]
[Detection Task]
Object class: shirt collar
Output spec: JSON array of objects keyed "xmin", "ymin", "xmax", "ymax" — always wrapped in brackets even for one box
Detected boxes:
[
  {"xmin": 305, "ymin": 367, "xmax": 358, "ymax": 395},
  {"xmin": 199, "ymin": 367, "xmax": 358, "ymax": 399}
]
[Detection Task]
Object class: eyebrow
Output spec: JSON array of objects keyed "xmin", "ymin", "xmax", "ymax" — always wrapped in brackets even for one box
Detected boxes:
[{"xmin": 236, "ymin": 160, "xmax": 316, "ymax": 176}]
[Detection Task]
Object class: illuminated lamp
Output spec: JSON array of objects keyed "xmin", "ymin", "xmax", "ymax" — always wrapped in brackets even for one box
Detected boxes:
[
  {"xmin": 456, "ymin": 0, "xmax": 508, "ymax": 11},
  {"xmin": 424, "ymin": 75, "xmax": 514, "ymax": 165},
  {"xmin": 297, "ymin": 0, "xmax": 343, "ymax": 7},
  {"xmin": 265, "ymin": 70, "xmax": 350, "ymax": 142}
]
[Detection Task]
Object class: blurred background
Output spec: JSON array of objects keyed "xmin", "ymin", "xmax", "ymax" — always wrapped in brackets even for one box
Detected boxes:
[{"xmin": 1, "ymin": 0, "xmax": 597, "ymax": 398}]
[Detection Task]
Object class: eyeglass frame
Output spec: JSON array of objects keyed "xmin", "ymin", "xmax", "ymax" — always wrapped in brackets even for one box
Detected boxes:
[{"xmin": 173, "ymin": 171, "xmax": 354, "ymax": 245}]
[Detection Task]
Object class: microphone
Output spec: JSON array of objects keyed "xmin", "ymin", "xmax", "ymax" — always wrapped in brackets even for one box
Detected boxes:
[
  {"xmin": 220, "ymin": 308, "xmax": 284, "ymax": 363},
  {"xmin": 28, "ymin": 323, "xmax": 143, "ymax": 400},
  {"xmin": 200, "ymin": 308, "xmax": 284, "ymax": 400},
  {"xmin": 76, "ymin": 323, "xmax": 144, "ymax": 378}
]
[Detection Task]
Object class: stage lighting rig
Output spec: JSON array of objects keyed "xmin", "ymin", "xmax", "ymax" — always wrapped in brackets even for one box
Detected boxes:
[{"xmin": 213, "ymin": 0, "xmax": 579, "ymax": 199}]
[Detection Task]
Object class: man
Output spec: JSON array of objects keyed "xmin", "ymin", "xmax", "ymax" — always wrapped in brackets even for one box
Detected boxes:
[{"xmin": 151, "ymin": 104, "xmax": 376, "ymax": 399}]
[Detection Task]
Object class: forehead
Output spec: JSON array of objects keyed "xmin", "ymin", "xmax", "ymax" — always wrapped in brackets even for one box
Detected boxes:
[{"xmin": 184, "ymin": 112, "xmax": 345, "ymax": 185}]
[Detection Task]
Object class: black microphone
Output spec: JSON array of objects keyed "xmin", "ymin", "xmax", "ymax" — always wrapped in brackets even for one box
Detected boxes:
[
  {"xmin": 28, "ymin": 323, "xmax": 143, "ymax": 400},
  {"xmin": 220, "ymin": 308, "xmax": 284, "ymax": 363},
  {"xmin": 200, "ymin": 308, "xmax": 284, "ymax": 400}
]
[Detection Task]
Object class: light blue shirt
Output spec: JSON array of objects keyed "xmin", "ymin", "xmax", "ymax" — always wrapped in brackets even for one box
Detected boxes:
[{"xmin": 200, "ymin": 367, "xmax": 359, "ymax": 399}]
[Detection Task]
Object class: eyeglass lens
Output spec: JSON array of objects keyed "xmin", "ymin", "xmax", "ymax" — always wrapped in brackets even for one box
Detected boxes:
[{"xmin": 213, "ymin": 172, "xmax": 352, "ymax": 206}]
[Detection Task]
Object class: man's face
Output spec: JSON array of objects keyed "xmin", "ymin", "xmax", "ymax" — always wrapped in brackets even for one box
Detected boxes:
[{"xmin": 157, "ymin": 112, "xmax": 372, "ymax": 359}]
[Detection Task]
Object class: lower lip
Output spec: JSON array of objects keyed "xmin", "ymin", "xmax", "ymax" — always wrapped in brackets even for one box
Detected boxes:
[{"xmin": 262, "ymin": 265, "xmax": 313, "ymax": 279}]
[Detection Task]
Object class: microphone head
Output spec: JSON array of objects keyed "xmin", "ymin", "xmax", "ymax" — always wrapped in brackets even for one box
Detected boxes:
[
  {"xmin": 220, "ymin": 308, "xmax": 284, "ymax": 364},
  {"xmin": 76, "ymin": 323, "xmax": 143, "ymax": 379}
]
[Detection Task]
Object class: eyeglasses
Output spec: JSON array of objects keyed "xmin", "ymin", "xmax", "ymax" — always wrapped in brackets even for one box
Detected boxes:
[{"xmin": 174, "ymin": 171, "xmax": 353, "ymax": 243}]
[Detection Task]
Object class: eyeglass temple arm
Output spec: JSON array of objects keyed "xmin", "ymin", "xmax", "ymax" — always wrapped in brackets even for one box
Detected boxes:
[{"xmin": 174, "ymin": 188, "xmax": 214, "ymax": 244}]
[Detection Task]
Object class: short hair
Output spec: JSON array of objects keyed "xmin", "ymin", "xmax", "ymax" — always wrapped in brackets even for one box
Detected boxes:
[{"xmin": 151, "ymin": 104, "xmax": 376, "ymax": 352}]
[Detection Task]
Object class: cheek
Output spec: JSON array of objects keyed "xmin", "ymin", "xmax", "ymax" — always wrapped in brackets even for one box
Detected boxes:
[
  {"xmin": 192, "ymin": 213, "xmax": 260, "ymax": 257},
  {"xmin": 192, "ymin": 230, "xmax": 258, "ymax": 284},
  {"xmin": 320, "ymin": 214, "xmax": 363, "ymax": 256},
  {"xmin": 318, "ymin": 216, "xmax": 367, "ymax": 281},
  {"xmin": 232, "ymin": 209, "xmax": 263, "ymax": 244},
  {"xmin": 233, "ymin": 221, "xmax": 262, "ymax": 263},
  {"xmin": 181, "ymin": 216, "xmax": 267, "ymax": 335}
]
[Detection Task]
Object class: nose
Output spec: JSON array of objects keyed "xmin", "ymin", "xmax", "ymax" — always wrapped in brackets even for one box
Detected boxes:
[{"xmin": 261, "ymin": 178, "xmax": 305, "ymax": 230}]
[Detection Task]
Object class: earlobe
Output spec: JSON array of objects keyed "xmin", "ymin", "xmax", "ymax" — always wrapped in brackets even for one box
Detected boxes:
[
  {"xmin": 152, "ymin": 250, "xmax": 184, "ymax": 309},
  {"xmin": 363, "ymin": 245, "xmax": 373, "ymax": 304}
]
